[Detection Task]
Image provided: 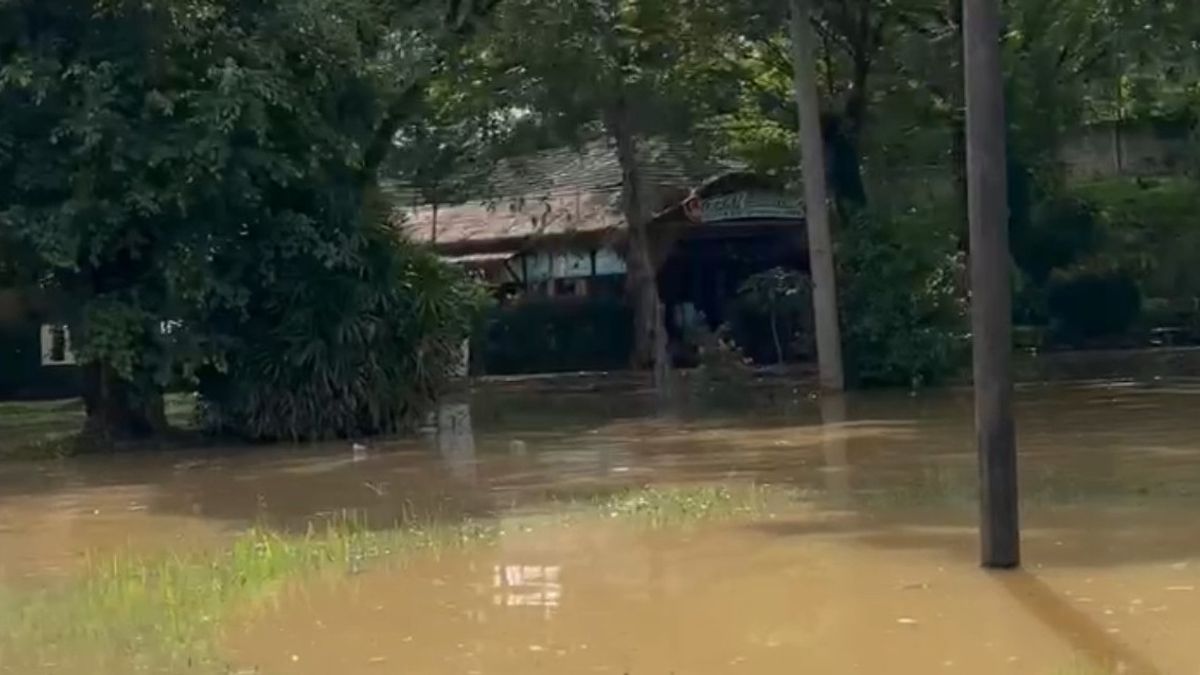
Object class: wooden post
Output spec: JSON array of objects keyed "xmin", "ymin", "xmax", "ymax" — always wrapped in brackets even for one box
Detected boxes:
[
  {"xmin": 964, "ymin": 0, "xmax": 1019, "ymax": 569},
  {"xmin": 789, "ymin": 0, "xmax": 845, "ymax": 392}
]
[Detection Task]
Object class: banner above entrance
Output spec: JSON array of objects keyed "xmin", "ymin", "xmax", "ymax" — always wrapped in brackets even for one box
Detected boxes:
[{"xmin": 684, "ymin": 191, "xmax": 805, "ymax": 224}]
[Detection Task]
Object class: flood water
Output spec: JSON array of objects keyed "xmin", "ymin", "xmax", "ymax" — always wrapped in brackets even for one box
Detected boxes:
[{"xmin": 3, "ymin": 378, "xmax": 1200, "ymax": 674}]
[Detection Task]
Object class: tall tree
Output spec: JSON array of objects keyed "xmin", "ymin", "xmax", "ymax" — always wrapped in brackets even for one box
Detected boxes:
[
  {"xmin": 465, "ymin": 0, "xmax": 732, "ymax": 386},
  {"xmin": 790, "ymin": 0, "xmax": 845, "ymax": 391},
  {"xmin": 0, "ymin": 0, "xmax": 492, "ymax": 443}
]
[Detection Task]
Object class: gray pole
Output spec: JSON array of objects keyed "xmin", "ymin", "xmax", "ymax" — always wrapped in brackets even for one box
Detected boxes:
[
  {"xmin": 789, "ymin": 0, "xmax": 845, "ymax": 392},
  {"xmin": 964, "ymin": 0, "xmax": 1019, "ymax": 568}
]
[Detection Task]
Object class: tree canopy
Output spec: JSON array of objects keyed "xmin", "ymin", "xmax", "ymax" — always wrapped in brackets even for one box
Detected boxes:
[{"xmin": 1, "ymin": 0, "xmax": 492, "ymax": 442}]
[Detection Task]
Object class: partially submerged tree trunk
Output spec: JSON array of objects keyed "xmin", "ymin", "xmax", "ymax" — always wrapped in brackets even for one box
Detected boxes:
[
  {"xmin": 606, "ymin": 99, "xmax": 669, "ymax": 389},
  {"xmin": 790, "ymin": 0, "xmax": 846, "ymax": 392},
  {"xmin": 80, "ymin": 361, "xmax": 166, "ymax": 449},
  {"xmin": 70, "ymin": 260, "xmax": 168, "ymax": 449}
]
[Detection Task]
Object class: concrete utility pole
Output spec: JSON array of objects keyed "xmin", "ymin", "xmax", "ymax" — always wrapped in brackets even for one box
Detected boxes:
[
  {"xmin": 789, "ymin": 0, "xmax": 845, "ymax": 392},
  {"xmin": 963, "ymin": 0, "xmax": 1019, "ymax": 569}
]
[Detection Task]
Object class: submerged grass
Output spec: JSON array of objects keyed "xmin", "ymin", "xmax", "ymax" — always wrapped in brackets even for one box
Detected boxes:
[
  {"xmin": 0, "ymin": 395, "xmax": 196, "ymax": 459},
  {"xmin": 0, "ymin": 484, "xmax": 788, "ymax": 675},
  {"xmin": 586, "ymin": 483, "xmax": 788, "ymax": 528},
  {"xmin": 0, "ymin": 514, "xmax": 496, "ymax": 674}
]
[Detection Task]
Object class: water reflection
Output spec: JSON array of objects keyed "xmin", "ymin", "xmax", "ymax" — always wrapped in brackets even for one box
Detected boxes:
[
  {"xmin": 434, "ymin": 401, "xmax": 477, "ymax": 485},
  {"xmin": 818, "ymin": 393, "xmax": 852, "ymax": 505},
  {"xmin": 492, "ymin": 564, "xmax": 562, "ymax": 611}
]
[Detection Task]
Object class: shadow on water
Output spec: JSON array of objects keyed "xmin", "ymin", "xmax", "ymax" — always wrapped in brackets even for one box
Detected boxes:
[{"xmin": 997, "ymin": 570, "xmax": 1161, "ymax": 675}]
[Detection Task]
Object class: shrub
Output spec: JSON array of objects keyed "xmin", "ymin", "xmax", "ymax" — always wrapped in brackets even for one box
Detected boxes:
[
  {"xmin": 1070, "ymin": 178, "xmax": 1200, "ymax": 300},
  {"xmin": 1046, "ymin": 266, "xmax": 1142, "ymax": 345},
  {"xmin": 197, "ymin": 228, "xmax": 484, "ymax": 441},
  {"xmin": 728, "ymin": 267, "xmax": 813, "ymax": 365},
  {"xmin": 474, "ymin": 297, "xmax": 633, "ymax": 375},
  {"xmin": 838, "ymin": 208, "xmax": 968, "ymax": 388},
  {"xmin": 1012, "ymin": 195, "xmax": 1101, "ymax": 285}
]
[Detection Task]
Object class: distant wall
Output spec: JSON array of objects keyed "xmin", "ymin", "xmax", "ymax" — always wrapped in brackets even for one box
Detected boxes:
[{"xmin": 1061, "ymin": 122, "xmax": 1192, "ymax": 181}]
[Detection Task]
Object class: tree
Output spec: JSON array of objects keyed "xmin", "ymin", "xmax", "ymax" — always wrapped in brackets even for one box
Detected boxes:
[
  {"xmin": 458, "ymin": 0, "xmax": 737, "ymax": 388},
  {"xmin": 0, "ymin": 0, "xmax": 493, "ymax": 444},
  {"xmin": 737, "ymin": 267, "xmax": 812, "ymax": 366},
  {"xmin": 790, "ymin": 0, "xmax": 846, "ymax": 391}
]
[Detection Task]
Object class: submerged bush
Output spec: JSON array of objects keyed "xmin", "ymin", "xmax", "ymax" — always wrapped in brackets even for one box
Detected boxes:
[
  {"xmin": 838, "ymin": 208, "xmax": 968, "ymax": 388},
  {"xmin": 197, "ymin": 226, "xmax": 485, "ymax": 441},
  {"xmin": 474, "ymin": 297, "xmax": 633, "ymax": 375},
  {"xmin": 1046, "ymin": 265, "xmax": 1142, "ymax": 345}
]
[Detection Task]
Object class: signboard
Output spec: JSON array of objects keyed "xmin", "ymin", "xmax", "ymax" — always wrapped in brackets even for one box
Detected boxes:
[{"xmin": 691, "ymin": 191, "xmax": 805, "ymax": 224}]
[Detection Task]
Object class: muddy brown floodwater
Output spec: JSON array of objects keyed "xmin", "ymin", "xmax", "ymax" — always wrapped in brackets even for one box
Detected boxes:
[{"xmin": 4, "ymin": 379, "xmax": 1200, "ymax": 674}]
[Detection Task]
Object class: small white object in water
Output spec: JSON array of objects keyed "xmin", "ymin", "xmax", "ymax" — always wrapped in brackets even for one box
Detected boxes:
[
  {"xmin": 352, "ymin": 442, "xmax": 368, "ymax": 462},
  {"xmin": 896, "ymin": 617, "xmax": 919, "ymax": 625},
  {"xmin": 291, "ymin": 654, "xmax": 300, "ymax": 662},
  {"xmin": 509, "ymin": 439, "xmax": 528, "ymax": 455},
  {"xmin": 1166, "ymin": 585, "xmax": 1195, "ymax": 592}
]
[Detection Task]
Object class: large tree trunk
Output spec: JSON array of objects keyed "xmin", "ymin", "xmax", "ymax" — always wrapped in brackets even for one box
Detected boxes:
[
  {"xmin": 72, "ymin": 265, "xmax": 168, "ymax": 449},
  {"xmin": 606, "ymin": 101, "xmax": 669, "ymax": 389},
  {"xmin": 826, "ymin": 117, "xmax": 868, "ymax": 214},
  {"xmin": 790, "ymin": 0, "xmax": 846, "ymax": 392},
  {"xmin": 80, "ymin": 360, "xmax": 166, "ymax": 449}
]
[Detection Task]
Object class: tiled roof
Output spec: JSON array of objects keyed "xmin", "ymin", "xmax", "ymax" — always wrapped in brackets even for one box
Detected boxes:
[
  {"xmin": 394, "ymin": 139, "xmax": 731, "ymax": 252},
  {"xmin": 401, "ymin": 188, "xmax": 624, "ymax": 251}
]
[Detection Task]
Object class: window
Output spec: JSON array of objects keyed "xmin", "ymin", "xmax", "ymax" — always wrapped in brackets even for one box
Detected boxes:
[{"xmin": 40, "ymin": 324, "xmax": 77, "ymax": 366}]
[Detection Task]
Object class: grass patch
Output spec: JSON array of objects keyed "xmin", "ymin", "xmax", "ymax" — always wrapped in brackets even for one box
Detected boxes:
[
  {"xmin": 0, "ymin": 398, "xmax": 85, "ymax": 459},
  {"xmin": 0, "ymin": 514, "xmax": 496, "ymax": 674},
  {"xmin": 586, "ymin": 483, "xmax": 789, "ymax": 528},
  {"xmin": 0, "ymin": 484, "xmax": 791, "ymax": 674},
  {"xmin": 0, "ymin": 394, "xmax": 196, "ymax": 460}
]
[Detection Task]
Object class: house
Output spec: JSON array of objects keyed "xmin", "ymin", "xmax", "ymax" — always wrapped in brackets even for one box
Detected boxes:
[{"xmin": 395, "ymin": 141, "xmax": 811, "ymax": 373}]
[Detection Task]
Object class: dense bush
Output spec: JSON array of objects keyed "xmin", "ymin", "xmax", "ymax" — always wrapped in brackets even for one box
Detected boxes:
[
  {"xmin": 1046, "ymin": 266, "xmax": 1142, "ymax": 345},
  {"xmin": 727, "ymin": 267, "xmax": 813, "ymax": 365},
  {"xmin": 1069, "ymin": 178, "xmax": 1200, "ymax": 301},
  {"xmin": 197, "ymin": 228, "xmax": 484, "ymax": 441},
  {"xmin": 1012, "ymin": 195, "xmax": 1101, "ymax": 285},
  {"xmin": 838, "ymin": 208, "xmax": 968, "ymax": 388},
  {"xmin": 475, "ymin": 298, "xmax": 633, "ymax": 375}
]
